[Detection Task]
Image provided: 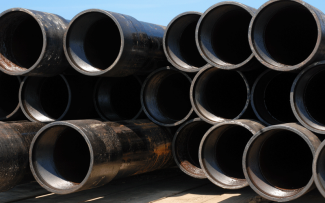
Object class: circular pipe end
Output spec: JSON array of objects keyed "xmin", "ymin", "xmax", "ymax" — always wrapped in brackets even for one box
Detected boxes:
[{"xmin": 313, "ymin": 141, "xmax": 325, "ymax": 198}]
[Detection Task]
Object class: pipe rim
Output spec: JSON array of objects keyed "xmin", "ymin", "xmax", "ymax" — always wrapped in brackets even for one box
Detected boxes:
[
  {"xmin": 195, "ymin": 1, "xmax": 256, "ymax": 70},
  {"xmin": 313, "ymin": 140, "xmax": 325, "ymax": 198},
  {"xmin": 248, "ymin": 0, "xmax": 322, "ymax": 71},
  {"xmin": 0, "ymin": 8, "xmax": 47, "ymax": 76},
  {"xmin": 63, "ymin": 9, "xmax": 124, "ymax": 76}
]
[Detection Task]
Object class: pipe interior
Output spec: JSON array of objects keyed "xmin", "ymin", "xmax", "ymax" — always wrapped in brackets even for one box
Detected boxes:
[
  {"xmin": 32, "ymin": 126, "xmax": 90, "ymax": 190},
  {"xmin": 166, "ymin": 14, "xmax": 206, "ymax": 69},
  {"xmin": 143, "ymin": 70, "xmax": 192, "ymax": 124},
  {"xmin": 0, "ymin": 74, "xmax": 20, "ymax": 119},
  {"xmin": 199, "ymin": 5, "xmax": 252, "ymax": 65},
  {"xmin": 67, "ymin": 12, "xmax": 121, "ymax": 72},
  {"xmin": 315, "ymin": 145, "xmax": 325, "ymax": 191},
  {"xmin": 22, "ymin": 76, "xmax": 69, "ymax": 122},
  {"xmin": 0, "ymin": 11, "xmax": 43, "ymax": 70},
  {"xmin": 194, "ymin": 68, "xmax": 248, "ymax": 122},
  {"xmin": 252, "ymin": 1, "xmax": 318, "ymax": 66},
  {"xmin": 95, "ymin": 76, "xmax": 142, "ymax": 121}
]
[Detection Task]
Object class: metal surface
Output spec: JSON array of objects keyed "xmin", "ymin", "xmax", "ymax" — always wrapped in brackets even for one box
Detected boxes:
[
  {"xmin": 94, "ymin": 75, "xmax": 144, "ymax": 121},
  {"xmin": 0, "ymin": 8, "xmax": 72, "ymax": 76},
  {"xmin": 249, "ymin": 0, "xmax": 325, "ymax": 71},
  {"xmin": 252, "ymin": 70, "xmax": 297, "ymax": 126},
  {"xmin": 196, "ymin": 2, "xmax": 261, "ymax": 71},
  {"xmin": 19, "ymin": 74, "xmax": 98, "ymax": 122},
  {"xmin": 291, "ymin": 61, "xmax": 325, "ymax": 134},
  {"xmin": 30, "ymin": 119, "xmax": 173, "ymax": 194},
  {"xmin": 243, "ymin": 123, "xmax": 320, "ymax": 202},
  {"xmin": 163, "ymin": 12, "xmax": 211, "ymax": 72},
  {"xmin": 313, "ymin": 140, "xmax": 325, "ymax": 198},
  {"xmin": 64, "ymin": 9, "xmax": 168, "ymax": 77},
  {"xmin": 141, "ymin": 67, "xmax": 193, "ymax": 127},
  {"xmin": 199, "ymin": 119, "xmax": 264, "ymax": 189},
  {"xmin": 172, "ymin": 118, "xmax": 212, "ymax": 179},
  {"xmin": 0, "ymin": 121, "xmax": 45, "ymax": 192}
]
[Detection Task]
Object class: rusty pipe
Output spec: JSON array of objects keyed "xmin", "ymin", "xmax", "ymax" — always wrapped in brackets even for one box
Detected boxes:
[
  {"xmin": 243, "ymin": 123, "xmax": 320, "ymax": 202},
  {"xmin": 0, "ymin": 8, "xmax": 72, "ymax": 76},
  {"xmin": 64, "ymin": 9, "xmax": 168, "ymax": 77},
  {"xmin": 313, "ymin": 140, "xmax": 325, "ymax": 198},
  {"xmin": 30, "ymin": 119, "xmax": 173, "ymax": 194}
]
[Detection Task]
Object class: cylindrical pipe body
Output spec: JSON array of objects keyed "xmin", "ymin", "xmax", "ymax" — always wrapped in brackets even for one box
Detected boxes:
[
  {"xmin": 163, "ymin": 12, "xmax": 211, "ymax": 72},
  {"xmin": 0, "ymin": 8, "xmax": 72, "ymax": 76},
  {"xmin": 141, "ymin": 67, "xmax": 193, "ymax": 126},
  {"xmin": 249, "ymin": 0, "xmax": 325, "ymax": 71},
  {"xmin": 196, "ymin": 2, "xmax": 260, "ymax": 71},
  {"xmin": 252, "ymin": 70, "xmax": 297, "ymax": 126},
  {"xmin": 172, "ymin": 118, "xmax": 212, "ymax": 178},
  {"xmin": 19, "ymin": 74, "xmax": 98, "ymax": 122},
  {"xmin": 64, "ymin": 9, "xmax": 168, "ymax": 77},
  {"xmin": 30, "ymin": 119, "xmax": 173, "ymax": 194},
  {"xmin": 313, "ymin": 140, "xmax": 325, "ymax": 198},
  {"xmin": 243, "ymin": 123, "xmax": 320, "ymax": 202},
  {"xmin": 0, "ymin": 121, "xmax": 45, "ymax": 192},
  {"xmin": 199, "ymin": 119, "xmax": 264, "ymax": 189}
]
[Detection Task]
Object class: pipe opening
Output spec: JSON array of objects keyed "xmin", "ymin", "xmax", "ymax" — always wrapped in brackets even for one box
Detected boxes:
[
  {"xmin": 0, "ymin": 74, "xmax": 20, "ymax": 119},
  {"xmin": 143, "ymin": 70, "xmax": 192, "ymax": 125},
  {"xmin": 21, "ymin": 76, "xmax": 70, "ymax": 122},
  {"xmin": 199, "ymin": 5, "xmax": 252, "ymax": 65},
  {"xmin": 0, "ymin": 11, "xmax": 43, "ymax": 70},
  {"xmin": 314, "ymin": 144, "xmax": 325, "ymax": 193},
  {"xmin": 32, "ymin": 126, "xmax": 90, "ymax": 190},
  {"xmin": 252, "ymin": 1, "xmax": 318, "ymax": 67},
  {"xmin": 66, "ymin": 12, "xmax": 121, "ymax": 72},
  {"xmin": 95, "ymin": 76, "xmax": 142, "ymax": 121},
  {"xmin": 193, "ymin": 68, "xmax": 248, "ymax": 122}
]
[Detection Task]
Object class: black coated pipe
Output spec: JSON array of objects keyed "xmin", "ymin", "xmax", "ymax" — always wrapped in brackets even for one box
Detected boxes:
[
  {"xmin": 163, "ymin": 12, "xmax": 211, "ymax": 72},
  {"xmin": 172, "ymin": 118, "xmax": 212, "ymax": 179},
  {"xmin": 0, "ymin": 121, "xmax": 45, "ymax": 192},
  {"xmin": 30, "ymin": 119, "xmax": 173, "ymax": 194},
  {"xmin": 249, "ymin": 0, "xmax": 325, "ymax": 71},
  {"xmin": 243, "ymin": 123, "xmax": 320, "ymax": 202},
  {"xmin": 313, "ymin": 140, "xmax": 325, "ymax": 198},
  {"xmin": 94, "ymin": 76, "xmax": 144, "ymax": 121},
  {"xmin": 196, "ymin": 2, "xmax": 261, "ymax": 71},
  {"xmin": 0, "ymin": 8, "xmax": 71, "ymax": 76},
  {"xmin": 64, "ymin": 9, "xmax": 168, "ymax": 77},
  {"xmin": 141, "ymin": 67, "xmax": 193, "ymax": 126},
  {"xmin": 291, "ymin": 61, "xmax": 325, "ymax": 134},
  {"xmin": 252, "ymin": 70, "xmax": 297, "ymax": 126},
  {"xmin": 199, "ymin": 119, "xmax": 264, "ymax": 189},
  {"xmin": 19, "ymin": 75, "xmax": 98, "ymax": 122}
]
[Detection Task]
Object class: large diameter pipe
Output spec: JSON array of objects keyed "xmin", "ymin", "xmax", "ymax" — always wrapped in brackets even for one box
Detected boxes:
[
  {"xmin": 313, "ymin": 140, "xmax": 325, "ymax": 198},
  {"xmin": 64, "ymin": 9, "xmax": 168, "ymax": 77},
  {"xmin": 243, "ymin": 123, "xmax": 320, "ymax": 202},
  {"xmin": 19, "ymin": 75, "xmax": 98, "ymax": 122},
  {"xmin": 30, "ymin": 119, "xmax": 173, "ymax": 194},
  {"xmin": 163, "ymin": 12, "xmax": 211, "ymax": 72},
  {"xmin": 141, "ymin": 67, "xmax": 193, "ymax": 126},
  {"xmin": 0, "ymin": 8, "xmax": 71, "ymax": 76},
  {"xmin": 196, "ymin": 2, "xmax": 261, "ymax": 71},
  {"xmin": 199, "ymin": 119, "xmax": 264, "ymax": 189},
  {"xmin": 0, "ymin": 121, "xmax": 45, "ymax": 192},
  {"xmin": 252, "ymin": 70, "xmax": 297, "ymax": 126},
  {"xmin": 291, "ymin": 61, "xmax": 325, "ymax": 134},
  {"xmin": 249, "ymin": 0, "xmax": 325, "ymax": 71},
  {"xmin": 172, "ymin": 118, "xmax": 212, "ymax": 179}
]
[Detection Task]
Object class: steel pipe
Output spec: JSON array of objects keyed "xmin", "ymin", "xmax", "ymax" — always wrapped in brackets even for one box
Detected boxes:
[
  {"xmin": 313, "ymin": 140, "xmax": 325, "ymax": 198},
  {"xmin": 199, "ymin": 119, "xmax": 264, "ymax": 189},
  {"xmin": 30, "ymin": 119, "xmax": 173, "ymax": 194},
  {"xmin": 163, "ymin": 12, "xmax": 211, "ymax": 72},
  {"xmin": 141, "ymin": 67, "xmax": 193, "ymax": 126},
  {"xmin": 252, "ymin": 70, "xmax": 297, "ymax": 126},
  {"xmin": 249, "ymin": 0, "xmax": 325, "ymax": 71},
  {"xmin": 0, "ymin": 8, "xmax": 71, "ymax": 76},
  {"xmin": 172, "ymin": 118, "xmax": 212, "ymax": 179},
  {"xmin": 196, "ymin": 2, "xmax": 261, "ymax": 71},
  {"xmin": 243, "ymin": 123, "xmax": 320, "ymax": 202},
  {"xmin": 19, "ymin": 75, "xmax": 98, "ymax": 122},
  {"xmin": 64, "ymin": 9, "xmax": 168, "ymax": 77},
  {"xmin": 0, "ymin": 121, "xmax": 45, "ymax": 192}
]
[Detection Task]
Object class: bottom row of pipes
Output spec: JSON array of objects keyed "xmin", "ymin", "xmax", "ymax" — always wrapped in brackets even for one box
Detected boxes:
[{"xmin": 1, "ymin": 118, "xmax": 325, "ymax": 202}]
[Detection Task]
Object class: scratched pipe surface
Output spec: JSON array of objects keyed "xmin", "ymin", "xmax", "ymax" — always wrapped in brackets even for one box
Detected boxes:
[
  {"xmin": 0, "ymin": 8, "xmax": 72, "ymax": 76},
  {"xmin": 30, "ymin": 119, "xmax": 173, "ymax": 194}
]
